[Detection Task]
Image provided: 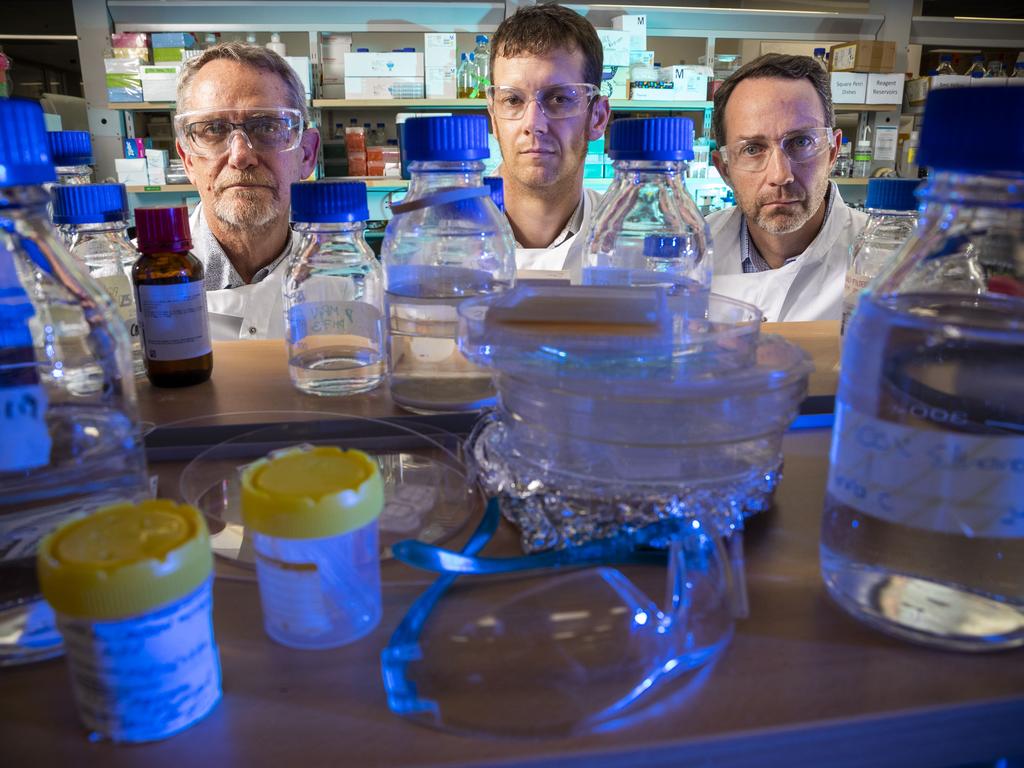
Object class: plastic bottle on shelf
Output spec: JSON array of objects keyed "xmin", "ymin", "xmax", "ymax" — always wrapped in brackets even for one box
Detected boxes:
[
  {"xmin": 132, "ymin": 206, "xmax": 213, "ymax": 387},
  {"xmin": 457, "ymin": 52, "xmax": 476, "ymax": 99},
  {"xmin": 284, "ymin": 181, "xmax": 385, "ymax": 396},
  {"xmin": 964, "ymin": 55, "xmax": 986, "ymax": 78},
  {"xmin": 0, "ymin": 99, "xmax": 149, "ymax": 666},
  {"xmin": 375, "ymin": 121, "xmax": 387, "ymax": 145},
  {"xmin": 840, "ymin": 177, "xmax": 919, "ymax": 334},
  {"xmin": 266, "ymin": 32, "xmax": 286, "ymax": 57},
  {"xmin": 46, "ymin": 131, "xmax": 93, "ymax": 185},
  {"xmin": 582, "ymin": 117, "xmax": 710, "ymax": 294},
  {"xmin": 899, "ymin": 129, "xmax": 920, "ymax": 179},
  {"xmin": 984, "ymin": 60, "xmax": 1004, "ymax": 78},
  {"xmin": 813, "ymin": 48, "xmax": 827, "ymax": 69},
  {"xmin": 245, "ymin": 33, "xmax": 257, "ymax": 45},
  {"xmin": 853, "ymin": 120, "xmax": 873, "ymax": 178},
  {"xmin": 833, "ymin": 137, "xmax": 853, "ymax": 178},
  {"xmin": 473, "ymin": 35, "xmax": 491, "ymax": 96},
  {"xmin": 934, "ymin": 54, "xmax": 957, "ymax": 75},
  {"xmin": 52, "ymin": 183, "xmax": 144, "ymax": 377},
  {"xmin": 380, "ymin": 115, "xmax": 515, "ymax": 414},
  {"xmin": 822, "ymin": 85, "xmax": 1024, "ymax": 652}
]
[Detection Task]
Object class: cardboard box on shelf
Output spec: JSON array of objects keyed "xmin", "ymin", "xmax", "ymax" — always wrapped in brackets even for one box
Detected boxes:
[
  {"xmin": 424, "ymin": 33, "xmax": 457, "ymax": 68},
  {"xmin": 659, "ymin": 65, "xmax": 712, "ymax": 100},
  {"xmin": 631, "ymin": 83, "xmax": 675, "ymax": 101},
  {"xmin": 830, "ymin": 72, "xmax": 868, "ymax": 104},
  {"xmin": 601, "ymin": 67, "xmax": 630, "ymax": 99},
  {"xmin": 151, "ymin": 32, "xmax": 196, "ymax": 49},
  {"xmin": 111, "ymin": 47, "xmax": 149, "ymax": 63},
  {"xmin": 105, "ymin": 59, "xmax": 144, "ymax": 102},
  {"xmin": 866, "ymin": 73, "xmax": 904, "ymax": 105},
  {"xmin": 140, "ymin": 65, "xmax": 179, "ymax": 103},
  {"xmin": 597, "ymin": 29, "xmax": 630, "ymax": 68},
  {"xmin": 344, "ymin": 51, "xmax": 424, "ymax": 78},
  {"xmin": 115, "ymin": 158, "xmax": 149, "ymax": 185},
  {"xmin": 829, "ymin": 41, "xmax": 895, "ymax": 73},
  {"xmin": 611, "ymin": 15, "xmax": 647, "ymax": 53},
  {"xmin": 285, "ymin": 56, "xmax": 312, "ymax": 98},
  {"xmin": 426, "ymin": 66, "xmax": 457, "ymax": 98},
  {"xmin": 123, "ymin": 138, "xmax": 147, "ymax": 159},
  {"xmin": 321, "ymin": 33, "xmax": 352, "ymax": 98},
  {"xmin": 344, "ymin": 76, "xmax": 425, "ymax": 100},
  {"xmin": 152, "ymin": 48, "xmax": 187, "ymax": 64},
  {"xmin": 146, "ymin": 149, "xmax": 169, "ymax": 185},
  {"xmin": 112, "ymin": 32, "xmax": 148, "ymax": 48}
]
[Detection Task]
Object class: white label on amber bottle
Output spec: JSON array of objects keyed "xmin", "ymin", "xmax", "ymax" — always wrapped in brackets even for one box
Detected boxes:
[
  {"xmin": 828, "ymin": 401, "xmax": 1024, "ymax": 538},
  {"xmin": 57, "ymin": 580, "xmax": 222, "ymax": 742},
  {"xmin": 0, "ymin": 384, "xmax": 51, "ymax": 472},
  {"xmin": 136, "ymin": 281, "xmax": 211, "ymax": 361}
]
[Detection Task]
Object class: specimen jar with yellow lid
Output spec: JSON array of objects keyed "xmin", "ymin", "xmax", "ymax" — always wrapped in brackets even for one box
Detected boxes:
[{"xmin": 241, "ymin": 443, "xmax": 385, "ymax": 649}]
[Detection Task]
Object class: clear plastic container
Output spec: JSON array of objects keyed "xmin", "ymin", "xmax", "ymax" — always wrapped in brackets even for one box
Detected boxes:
[
  {"xmin": 284, "ymin": 181, "xmax": 385, "ymax": 396},
  {"xmin": 582, "ymin": 117, "xmax": 711, "ymax": 293},
  {"xmin": 380, "ymin": 115, "xmax": 515, "ymax": 414},
  {"xmin": 0, "ymin": 99, "xmax": 148, "ymax": 667},
  {"xmin": 823, "ymin": 85, "xmax": 1024, "ymax": 651},
  {"xmin": 241, "ymin": 444, "xmax": 385, "ymax": 649},
  {"xmin": 37, "ymin": 499, "xmax": 221, "ymax": 742},
  {"xmin": 46, "ymin": 130, "xmax": 93, "ymax": 185},
  {"xmin": 52, "ymin": 183, "xmax": 144, "ymax": 376},
  {"xmin": 841, "ymin": 177, "xmax": 920, "ymax": 334},
  {"xmin": 472, "ymin": 35, "xmax": 490, "ymax": 94}
]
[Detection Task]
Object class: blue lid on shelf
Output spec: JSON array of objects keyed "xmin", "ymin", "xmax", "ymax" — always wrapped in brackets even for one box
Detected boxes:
[
  {"xmin": 0, "ymin": 98, "xmax": 56, "ymax": 188},
  {"xmin": 476, "ymin": 35, "xmax": 488, "ymax": 44},
  {"xmin": 608, "ymin": 117, "xmax": 695, "ymax": 161},
  {"xmin": 483, "ymin": 176, "xmax": 504, "ymax": 212},
  {"xmin": 918, "ymin": 86, "xmax": 1024, "ymax": 174},
  {"xmin": 290, "ymin": 181, "xmax": 369, "ymax": 223},
  {"xmin": 51, "ymin": 183, "xmax": 129, "ymax": 225},
  {"xmin": 865, "ymin": 178, "xmax": 920, "ymax": 211},
  {"xmin": 403, "ymin": 115, "xmax": 490, "ymax": 162},
  {"xmin": 813, "ymin": 47, "xmax": 825, "ymax": 56},
  {"xmin": 643, "ymin": 235, "xmax": 684, "ymax": 259},
  {"xmin": 940, "ymin": 54, "xmax": 953, "ymax": 62},
  {"xmin": 47, "ymin": 130, "xmax": 93, "ymax": 166}
]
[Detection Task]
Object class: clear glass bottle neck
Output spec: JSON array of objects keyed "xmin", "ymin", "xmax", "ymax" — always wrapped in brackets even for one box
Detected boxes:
[
  {"xmin": 918, "ymin": 170, "xmax": 1024, "ymax": 211},
  {"xmin": 611, "ymin": 159, "xmax": 689, "ymax": 179},
  {"xmin": 407, "ymin": 160, "xmax": 485, "ymax": 196},
  {"xmin": 292, "ymin": 220, "xmax": 373, "ymax": 259},
  {"xmin": 0, "ymin": 184, "xmax": 53, "ymax": 214},
  {"xmin": 68, "ymin": 220, "xmax": 131, "ymax": 236}
]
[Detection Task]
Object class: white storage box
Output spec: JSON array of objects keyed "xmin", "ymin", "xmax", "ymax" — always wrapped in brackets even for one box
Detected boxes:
[
  {"xmin": 140, "ymin": 65, "xmax": 179, "ymax": 103},
  {"xmin": 285, "ymin": 56, "xmax": 312, "ymax": 98},
  {"xmin": 424, "ymin": 34, "xmax": 457, "ymax": 68},
  {"xmin": 659, "ymin": 65, "xmax": 711, "ymax": 100},
  {"xmin": 611, "ymin": 15, "xmax": 647, "ymax": 52},
  {"xmin": 426, "ymin": 66, "xmax": 457, "ymax": 98},
  {"xmin": 115, "ymin": 158, "xmax": 149, "ymax": 185},
  {"xmin": 344, "ymin": 76, "xmax": 425, "ymax": 100},
  {"xmin": 597, "ymin": 30, "xmax": 630, "ymax": 68},
  {"xmin": 344, "ymin": 51, "xmax": 424, "ymax": 78},
  {"xmin": 830, "ymin": 72, "xmax": 868, "ymax": 104}
]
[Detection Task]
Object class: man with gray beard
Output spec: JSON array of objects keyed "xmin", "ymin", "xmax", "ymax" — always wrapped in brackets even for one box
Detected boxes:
[
  {"xmin": 707, "ymin": 54, "xmax": 868, "ymax": 322},
  {"xmin": 174, "ymin": 42, "xmax": 319, "ymax": 339}
]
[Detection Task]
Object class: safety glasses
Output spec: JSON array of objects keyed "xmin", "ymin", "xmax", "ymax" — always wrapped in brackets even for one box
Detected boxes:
[
  {"xmin": 718, "ymin": 127, "xmax": 835, "ymax": 173},
  {"xmin": 486, "ymin": 83, "xmax": 600, "ymax": 120},
  {"xmin": 174, "ymin": 107, "xmax": 305, "ymax": 158}
]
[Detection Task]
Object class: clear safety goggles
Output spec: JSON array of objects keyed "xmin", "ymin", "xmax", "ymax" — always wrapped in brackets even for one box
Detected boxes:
[
  {"xmin": 718, "ymin": 127, "xmax": 835, "ymax": 173},
  {"xmin": 486, "ymin": 83, "xmax": 600, "ymax": 120},
  {"xmin": 173, "ymin": 107, "xmax": 306, "ymax": 158}
]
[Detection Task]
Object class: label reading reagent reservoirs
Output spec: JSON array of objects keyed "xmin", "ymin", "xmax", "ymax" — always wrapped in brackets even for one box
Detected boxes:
[{"xmin": 136, "ymin": 281, "xmax": 211, "ymax": 361}]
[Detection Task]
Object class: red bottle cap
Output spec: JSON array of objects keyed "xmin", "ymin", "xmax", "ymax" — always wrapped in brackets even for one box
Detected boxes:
[{"xmin": 135, "ymin": 205, "xmax": 193, "ymax": 254}]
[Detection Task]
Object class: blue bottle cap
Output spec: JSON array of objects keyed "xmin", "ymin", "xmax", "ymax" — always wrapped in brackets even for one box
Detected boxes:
[
  {"xmin": 0, "ymin": 98, "xmax": 56, "ymax": 188},
  {"xmin": 483, "ymin": 176, "xmax": 504, "ymax": 212},
  {"xmin": 918, "ymin": 87, "xmax": 1024, "ymax": 174},
  {"xmin": 814, "ymin": 48, "xmax": 825, "ymax": 56},
  {"xmin": 402, "ymin": 115, "xmax": 489, "ymax": 162},
  {"xmin": 970, "ymin": 71, "xmax": 984, "ymax": 78},
  {"xmin": 608, "ymin": 117, "xmax": 694, "ymax": 161},
  {"xmin": 402, "ymin": 47, "xmax": 415, "ymax": 53},
  {"xmin": 476, "ymin": 35, "xmax": 488, "ymax": 44},
  {"xmin": 973, "ymin": 54, "xmax": 984, "ymax": 62},
  {"xmin": 643, "ymin": 235, "xmax": 684, "ymax": 259},
  {"xmin": 51, "ymin": 183, "xmax": 129, "ymax": 225},
  {"xmin": 47, "ymin": 130, "xmax": 93, "ymax": 166},
  {"xmin": 940, "ymin": 54, "xmax": 953, "ymax": 62},
  {"xmin": 290, "ymin": 180, "xmax": 369, "ymax": 223},
  {"xmin": 357, "ymin": 47, "xmax": 369, "ymax": 53},
  {"xmin": 865, "ymin": 178, "xmax": 920, "ymax": 211}
]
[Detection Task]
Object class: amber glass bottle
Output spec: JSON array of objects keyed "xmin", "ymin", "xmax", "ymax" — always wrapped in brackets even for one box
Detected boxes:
[{"xmin": 132, "ymin": 206, "xmax": 213, "ymax": 387}]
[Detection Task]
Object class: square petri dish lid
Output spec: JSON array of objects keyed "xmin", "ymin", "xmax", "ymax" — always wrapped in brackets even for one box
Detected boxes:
[
  {"xmin": 458, "ymin": 284, "xmax": 776, "ymax": 390},
  {"xmin": 174, "ymin": 411, "xmax": 482, "ymax": 568}
]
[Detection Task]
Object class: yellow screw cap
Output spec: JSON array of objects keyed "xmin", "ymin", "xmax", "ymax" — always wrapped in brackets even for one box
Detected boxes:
[
  {"xmin": 37, "ymin": 499, "xmax": 213, "ymax": 621},
  {"xmin": 240, "ymin": 445, "xmax": 384, "ymax": 540}
]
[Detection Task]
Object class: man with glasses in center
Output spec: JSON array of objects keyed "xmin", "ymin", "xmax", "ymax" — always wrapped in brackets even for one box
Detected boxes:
[
  {"xmin": 708, "ymin": 53, "xmax": 868, "ymax": 322},
  {"xmin": 486, "ymin": 3, "xmax": 611, "ymax": 278},
  {"xmin": 174, "ymin": 42, "xmax": 319, "ymax": 339}
]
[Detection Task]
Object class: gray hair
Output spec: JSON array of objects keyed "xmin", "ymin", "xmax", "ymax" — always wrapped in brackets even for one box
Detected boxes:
[
  {"xmin": 712, "ymin": 53, "xmax": 834, "ymax": 146},
  {"xmin": 176, "ymin": 41, "xmax": 308, "ymax": 121}
]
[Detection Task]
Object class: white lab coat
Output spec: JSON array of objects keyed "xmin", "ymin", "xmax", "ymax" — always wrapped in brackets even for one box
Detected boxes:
[
  {"xmin": 188, "ymin": 205, "xmax": 289, "ymax": 340},
  {"xmin": 707, "ymin": 184, "xmax": 868, "ymax": 322},
  {"xmin": 514, "ymin": 188, "xmax": 602, "ymax": 281}
]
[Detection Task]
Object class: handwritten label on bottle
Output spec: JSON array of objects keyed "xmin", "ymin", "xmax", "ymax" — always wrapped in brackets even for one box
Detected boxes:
[
  {"xmin": 0, "ymin": 384, "xmax": 51, "ymax": 472},
  {"xmin": 57, "ymin": 580, "xmax": 221, "ymax": 742},
  {"xmin": 136, "ymin": 281, "xmax": 211, "ymax": 362},
  {"xmin": 828, "ymin": 401, "xmax": 1024, "ymax": 538},
  {"xmin": 287, "ymin": 301, "xmax": 382, "ymax": 343}
]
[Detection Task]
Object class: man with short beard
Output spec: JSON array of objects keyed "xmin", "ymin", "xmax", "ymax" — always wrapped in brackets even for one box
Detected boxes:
[
  {"xmin": 708, "ymin": 54, "xmax": 868, "ymax": 322},
  {"xmin": 174, "ymin": 42, "xmax": 319, "ymax": 339}
]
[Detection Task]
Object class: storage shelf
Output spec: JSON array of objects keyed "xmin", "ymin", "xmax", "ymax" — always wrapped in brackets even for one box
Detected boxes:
[
  {"xmin": 108, "ymin": 102, "xmax": 175, "ymax": 111},
  {"xmin": 910, "ymin": 15, "xmax": 1024, "ymax": 47},
  {"xmin": 835, "ymin": 104, "xmax": 902, "ymax": 112},
  {"xmin": 833, "ymin": 177, "xmax": 870, "ymax": 185},
  {"xmin": 126, "ymin": 184, "xmax": 197, "ymax": 193},
  {"xmin": 314, "ymin": 98, "xmax": 486, "ymax": 110}
]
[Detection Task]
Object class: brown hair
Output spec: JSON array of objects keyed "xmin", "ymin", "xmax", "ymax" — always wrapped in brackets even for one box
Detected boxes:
[
  {"xmin": 712, "ymin": 53, "xmax": 834, "ymax": 146},
  {"xmin": 491, "ymin": 2, "xmax": 603, "ymax": 87},
  {"xmin": 177, "ymin": 41, "xmax": 308, "ymax": 121}
]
